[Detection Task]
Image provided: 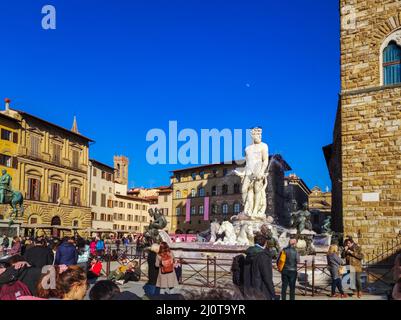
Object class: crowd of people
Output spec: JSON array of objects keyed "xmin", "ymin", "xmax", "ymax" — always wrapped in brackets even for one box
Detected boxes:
[
  {"xmin": 232, "ymin": 233, "xmax": 401, "ymax": 300},
  {"xmin": 0, "ymin": 232, "xmax": 400, "ymax": 300},
  {"xmin": 0, "ymin": 232, "xmax": 184, "ymax": 300}
]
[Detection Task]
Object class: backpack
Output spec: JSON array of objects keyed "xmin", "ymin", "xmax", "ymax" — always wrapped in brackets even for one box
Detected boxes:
[
  {"xmin": 0, "ymin": 281, "xmax": 31, "ymax": 300},
  {"xmin": 231, "ymin": 255, "xmax": 245, "ymax": 287},
  {"xmin": 277, "ymin": 250, "xmax": 287, "ymax": 273},
  {"xmin": 160, "ymin": 253, "xmax": 174, "ymax": 274}
]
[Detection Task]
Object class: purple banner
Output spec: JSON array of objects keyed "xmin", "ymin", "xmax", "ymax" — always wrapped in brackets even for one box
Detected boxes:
[
  {"xmin": 204, "ymin": 197, "xmax": 210, "ymax": 221},
  {"xmin": 185, "ymin": 199, "xmax": 191, "ymax": 222}
]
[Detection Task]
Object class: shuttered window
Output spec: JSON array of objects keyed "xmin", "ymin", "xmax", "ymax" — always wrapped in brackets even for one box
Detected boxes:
[
  {"xmin": 384, "ymin": 41, "xmax": 401, "ymax": 85},
  {"xmin": 50, "ymin": 183, "xmax": 60, "ymax": 203},
  {"xmin": 30, "ymin": 135, "xmax": 40, "ymax": 158},
  {"xmin": 71, "ymin": 186, "xmax": 81, "ymax": 206},
  {"xmin": 53, "ymin": 144, "xmax": 62, "ymax": 164},
  {"xmin": 27, "ymin": 178, "xmax": 41, "ymax": 201},
  {"xmin": 72, "ymin": 150, "xmax": 79, "ymax": 169}
]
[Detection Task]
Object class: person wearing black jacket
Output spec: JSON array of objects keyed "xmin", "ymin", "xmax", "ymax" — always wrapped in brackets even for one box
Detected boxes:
[
  {"xmin": 243, "ymin": 234, "xmax": 275, "ymax": 300},
  {"xmin": 143, "ymin": 243, "xmax": 160, "ymax": 296},
  {"xmin": 23, "ymin": 238, "xmax": 54, "ymax": 269},
  {"xmin": 0, "ymin": 255, "xmax": 42, "ymax": 296}
]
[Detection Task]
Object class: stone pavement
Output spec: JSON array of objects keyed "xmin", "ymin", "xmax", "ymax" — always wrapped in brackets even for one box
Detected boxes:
[{"xmin": 86, "ymin": 277, "xmax": 387, "ymax": 300}]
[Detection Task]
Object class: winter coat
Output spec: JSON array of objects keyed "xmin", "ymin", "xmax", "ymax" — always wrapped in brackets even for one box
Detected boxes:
[
  {"xmin": 327, "ymin": 253, "xmax": 343, "ymax": 280},
  {"xmin": 55, "ymin": 242, "xmax": 78, "ymax": 266},
  {"xmin": 243, "ymin": 245, "xmax": 275, "ymax": 300},
  {"xmin": 23, "ymin": 246, "xmax": 54, "ymax": 269},
  {"xmin": 155, "ymin": 253, "xmax": 178, "ymax": 289},
  {"xmin": 341, "ymin": 243, "xmax": 364, "ymax": 273},
  {"xmin": 147, "ymin": 251, "xmax": 159, "ymax": 286}
]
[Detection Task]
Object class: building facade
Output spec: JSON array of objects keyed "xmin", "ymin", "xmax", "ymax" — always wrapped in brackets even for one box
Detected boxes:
[
  {"xmin": 283, "ymin": 174, "xmax": 311, "ymax": 227},
  {"xmin": 308, "ymin": 186, "xmax": 332, "ymax": 232},
  {"xmin": 171, "ymin": 156, "xmax": 291, "ymax": 234},
  {"xmin": 113, "ymin": 194, "xmax": 150, "ymax": 236},
  {"xmin": 0, "ymin": 102, "xmax": 92, "ymax": 237},
  {"xmin": 88, "ymin": 159, "xmax": 115, "ymax": 232},
  {"xmin": 325, "ymin": 0, "xmax": 401, "ymax": 254},
  {"xmin": 143, "ymin": 186, "xmax": 173, "ymax": 233}
]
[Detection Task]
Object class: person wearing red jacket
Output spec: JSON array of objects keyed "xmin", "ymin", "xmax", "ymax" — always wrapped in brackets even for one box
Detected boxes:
[{"xmin": 87, "ymin": 257, "xmax": 103, "ymax": 284}]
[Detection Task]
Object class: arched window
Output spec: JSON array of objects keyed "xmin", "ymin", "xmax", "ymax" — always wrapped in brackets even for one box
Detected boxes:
[
  {"xmin": 191, "ymin": 206, "xmax": 196, "ymax": 215},
  {"xmin": 383, "ymin": 41, "xmax": 401, "ymax": 85},
  {"xmin": 176, "ymin": 190, "xmax": 181, "ymax": 199},
  {"xmin": 191, "ymin": 188, "xmax": 196, "ymax": 197},
  {"xmin": 234, "ymin": 203, "xmax": 241, "ymax": 214},
  {"xmin": 199, "ymin": 205, "xmax": 204, "ymax": 215}
]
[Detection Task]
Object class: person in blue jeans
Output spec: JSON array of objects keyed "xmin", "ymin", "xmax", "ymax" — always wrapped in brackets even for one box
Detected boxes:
[
  {"xmin": 327, "ymin": 244, "xmax": 348, "ymax": 298},
  {"xmin": 279, "ymin": 239, "xmax": 300, "ymax": 300}
]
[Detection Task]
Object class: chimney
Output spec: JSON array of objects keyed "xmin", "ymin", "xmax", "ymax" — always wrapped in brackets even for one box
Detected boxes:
[{"xmin": 4, "ymin": 98, "xmax": 10, "ymax": 111}]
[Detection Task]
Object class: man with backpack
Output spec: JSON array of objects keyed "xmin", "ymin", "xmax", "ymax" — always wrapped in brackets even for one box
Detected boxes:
[
  {"xmin": 242, "ymin": 233, "xmax": 275, "ymax": 300},
  {"xmin": 278, "ymin": 238, "xmax": 300, "ymax": 300}
]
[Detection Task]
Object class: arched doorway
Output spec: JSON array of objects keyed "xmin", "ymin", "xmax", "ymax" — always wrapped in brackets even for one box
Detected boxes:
[{"xmin": 51, "ymin": 216, "xmax": 61, "ymax": 238}]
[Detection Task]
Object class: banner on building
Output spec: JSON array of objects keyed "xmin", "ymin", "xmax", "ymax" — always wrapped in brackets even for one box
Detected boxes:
[
  {"xmin": 204, "ymin": 197, "xmax": 209, "ymax": 221},
  {"xmin": 186, "ymin": 198, "xmax": 191, "ymax": 223}
]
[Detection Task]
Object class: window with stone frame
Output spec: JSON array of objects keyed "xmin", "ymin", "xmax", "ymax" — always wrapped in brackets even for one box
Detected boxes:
[
  {"xmin": 27, "ymin": 178, "xmax": 41, "ymax": 201},
  {"xmin": 1, "ymin": 129, "xmax": 12, "ymax": 141},
  {"xmin": 383, "ymin": 41, "xmax": 401, "ymax": 85},
  {"xmin": 198, "ymin": 187, "xmax": 205, "ymax": 197},
  {"xmin": 212, "ymin": 204, "xmax": 218, "ymax": 214},
  {"xmin": 101, "ymin": 193, "xmax": 106, "ymax": 207},
  {"xmin": 191, "ymin": 188, "xmax": 196, "ymax": 197},
  {"xmin": 176, "ymin": 190, "xmax": 181, "ymax": 199},
  {"xmin": 70, "ymin": 186, "xmax": 81, "ymax": 206},
  {"xmin": 222, "ymin": 184, "xmax": 229, "ymax": 195},
  {"xmin": 50, "ymin": 182, "xmax": 60, "ymax": 203},
  {"xmin": 52, "ymin": 143, "xmax": 62, "ymax": 164},
  {"xmin": 72, "ymin": 150, "xmax": 80, "ymax": 169},
  {"xmin": 176, "ymin": 207, "xmax": 181, "ymax": 216},
  {"xmin": 91, "ymin": 191, "xmax": 97, "ymax": 206},
  {"xmin": 211, "ymin": 186, "xmax": 217, "ymax": 196},
  {"xmin": 30, "ymin": 135, "xmax": 40, "ymax": 158},
  {"xmin": 222, "ymin": 203, "xmax": 229, "ymax": 215},
  {"xmin": 199, "ymin": 205, "xmax": 204, "ymax": 215},
  {"xmin": 234, "ymin": 184, "xmax": 240, "ymax": 194},
  {"xmin": 234, "ymin": 202, "xmax": 241, "ymax": 214},
  {"xmin": 191, "ymin": 206, "xmax": 196, "ymax": 215}
]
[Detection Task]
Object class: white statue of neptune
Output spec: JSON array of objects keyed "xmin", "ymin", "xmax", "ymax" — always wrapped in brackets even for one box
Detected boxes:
[{"xmin": 234, "ymin": 127, "xmax": 269, "ymax": 219}]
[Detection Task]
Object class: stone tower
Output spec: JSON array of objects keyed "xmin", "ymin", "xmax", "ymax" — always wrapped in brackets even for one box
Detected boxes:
[
  {"xmin": 114, "ymin": 155, "xmax": 129, "ymax": 185},
  {"xmin": 327, "ymin": 0, "xmax": 401, "ymax": 254}
]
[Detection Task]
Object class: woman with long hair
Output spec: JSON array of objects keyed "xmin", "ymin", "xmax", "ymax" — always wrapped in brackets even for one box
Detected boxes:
[
  {"xmin": 56, "ymin": 265, "xmax": 88, "ymax": 300},
  {"xmin": 327, "ymin": 244, "xmax": 347, "ymax": 298},
  {"xmin": 155, "ymin": 242, "xmax": 178, "ymax": 294}
]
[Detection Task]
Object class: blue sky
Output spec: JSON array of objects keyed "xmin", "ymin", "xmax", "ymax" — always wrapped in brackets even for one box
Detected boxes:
[{"xmin": 0, "ymin": 0, "xmax": 340, "ymax": 190}]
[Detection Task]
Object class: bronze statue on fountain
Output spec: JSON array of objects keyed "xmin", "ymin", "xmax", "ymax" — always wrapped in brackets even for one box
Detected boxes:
[{"xmin": 144, "ymin": 208, "xmax": 167, "ymax": 244}]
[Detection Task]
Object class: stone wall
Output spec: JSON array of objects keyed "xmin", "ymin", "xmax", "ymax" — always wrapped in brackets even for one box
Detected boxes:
[{"xmin": 339, "ymin": 0, "xmax": 401, "ymax": 253}]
